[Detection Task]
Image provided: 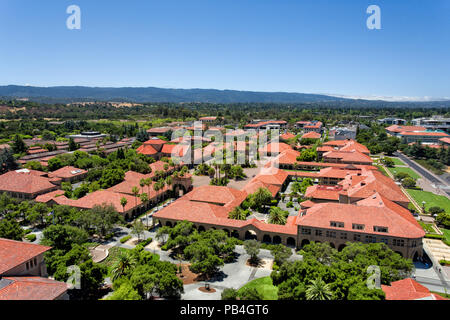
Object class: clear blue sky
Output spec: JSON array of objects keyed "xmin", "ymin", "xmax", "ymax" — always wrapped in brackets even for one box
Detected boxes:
[{"xmin": 1, "ymin": 0, "xmax": 449, "ymax": 99}]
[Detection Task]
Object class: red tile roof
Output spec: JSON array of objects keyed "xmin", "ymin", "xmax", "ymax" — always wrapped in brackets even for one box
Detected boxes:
[
  {"xmin": 297, "ymin": 202, "xmax": 424, "ymax": 238},
  {"xmin": 323, "ymin": 150, "xmax": 372, "ymax": 164},
  {"xmin": 0, "ymin": 170, "xmax": 58, "ymax": 195},
  {"xmin": 305, "ymin": 185, "xmax": 342, "ymax": 201},
  {"xmin": 382, "ymin": 278, "xmax": 448, "ymax": 300},
  {"xmin": 48, "ymin": 166, "xmax": 87, "ymax": 179},
  {"xmin": 136, "ymin": 143, "xmax": 158, "ymax": 155},
  {"xmin": 0, "ymin": 277, "xmax": 68, "ymax": 300},
  {"xmin": 259, "ymin": 142, "xmax": 293, "ymax": 154},
  {"xmin": 439, "ymin": 137, "xmax": 450, "ymax": 145},
  {"xmin": 301, "ymin": 132, "xmax": 321, "ymax": 139},
  {"xmin": 386, "ymin": 125, "xmax": 426, "ymax": 133},
  {"xmin": 400, "ymin": 131, "xmax": 449, "ymax": 137},
  {"xmin": 280, "ymin": 132, "xmax": 296, "ymax": 141},
  {"xmin": 0, "ymin": 239, "xmax": 51, "ymax": 275}
]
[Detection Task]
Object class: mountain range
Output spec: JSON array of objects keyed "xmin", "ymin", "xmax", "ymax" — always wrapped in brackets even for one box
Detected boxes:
[{"xmin": 0, "ymin": 85, "xmax": 449, "ymax": 106}]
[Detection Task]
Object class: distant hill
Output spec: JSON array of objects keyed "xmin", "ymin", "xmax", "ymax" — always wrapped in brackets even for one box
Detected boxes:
[
  {"xmin": 0, "ymin": 85, "xmax": 351, "ymax": 104},
  {"xmin": 0, "ymin": 85, "xmax": 449, "ymax": 107}
]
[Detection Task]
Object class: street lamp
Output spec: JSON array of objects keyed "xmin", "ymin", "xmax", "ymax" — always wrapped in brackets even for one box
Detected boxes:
[{"xmin": 422, "ymin": 201, "xmax": 426, "ymax": 214}]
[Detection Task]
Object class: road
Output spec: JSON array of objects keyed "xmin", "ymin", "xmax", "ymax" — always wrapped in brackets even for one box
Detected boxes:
[{"xmin": 394, "ymin": 152, "xmax": 450, "ymax": 197}]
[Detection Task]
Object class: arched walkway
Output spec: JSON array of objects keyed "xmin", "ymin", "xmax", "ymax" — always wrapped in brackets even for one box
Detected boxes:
[
  {"xmin": 301, "ymin": 239, "xmax": 310, "ymax": 247},
  {"xmin": 165, "ymin": 221, "xmax": 173, "ymax": 227},
  {"xmin": 413, "ymin": 251, "xmax": 419, "ymax": 262},
  {"xmin": 338, "ymin": 244, "xmax": 346, "ymax": 252},
  {"xmin": 395, "ymin": 251, "xmax": 403, "ymax": 257},
  {"xmin": 198, "ymin": 226, "xmax": 206, "ymax": 232},
  {"xmin": 262, "ymin": 234, "xmax": 272, "ymax": 243},
  {"xmin": 223, "ymin": 229, "xmax": 230, "ymax": 236},
  {"xmin": 231, "ymin": 230, "xmax": 239, "ymax": 238},
  {"xmin": 287, "ymin": 237, "xmax": 296, "ymax": 247},
  {"xmin": 245, "ymin": 230, "xmax": 257, "ymax": 240},
  {"xmin": 329, "ymin": 242, "xmax": 335, "ymax": 249},
  {"xmin": 273, "ymin": 236, "xmax": 282, "ymax": 244}
]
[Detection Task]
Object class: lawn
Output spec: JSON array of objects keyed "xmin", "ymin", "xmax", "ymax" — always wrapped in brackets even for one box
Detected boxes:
[
  {"xmin": 406, "ymin": 189, "xmax": 450, "ymax": 213},
  {"xmin": 387, "ymin": 166, "xmax": 421, "ymax": 180},
  {"xmin": 391, "ymin": 158, "xmax": 406, "ymax": 166},
  {"xmin": 238, "ymin": 276, "xmax": 278, "ymax": 300},
  {"xmin": 418, "ymin": 221, "xmax": 436, "ymax": 234},
  {"xmin": 440, "ymin": 228, "xmax": 450, "ymax": 243}
]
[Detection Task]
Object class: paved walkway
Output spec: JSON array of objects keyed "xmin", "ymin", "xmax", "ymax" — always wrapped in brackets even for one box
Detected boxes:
[{"xmin": 424, "ymin": 239, "xmax": 450, "ymax": 262}]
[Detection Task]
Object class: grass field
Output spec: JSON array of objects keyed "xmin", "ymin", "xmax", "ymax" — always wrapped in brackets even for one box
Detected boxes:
[
  {"xmin": 441, "ymin": 228, "xmax": 450, "ymax": 243},
  {"xmin": 387, "ymin": 166, "xmax": 421, "ymax": 180},
  {"xmin": 418, "ymin": 221, "xmax": 436, "ymax": 234},
  {"xmin": 406, "ymin": 189, "xmax": 450, "ymax": 213},
  {"xmin": 238, "ymin": 277, "xmax": 278, "ymax": 300},
  {"xmin": 391, "ymin": 158, "xmax": 406, "ymax": 166}
]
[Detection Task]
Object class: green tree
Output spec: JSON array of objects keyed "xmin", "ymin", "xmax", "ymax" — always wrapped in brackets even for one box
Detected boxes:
[
  {"xmin": 106, "ymin": 282, "xmax": 142, "ymax": 300},
  {"xmin": 0, "ymin": 219, "xmax": 24, "ymax": 240},
  {"xmin": 244, "ymin": 240, "xmax": 261, "ymax": 264},
  {"xmin": 268, "ymin": 207, "xmax": 289, "ymax": 225},
  {"xmin": 306, "ymin": 278, "xmax": 333, "ymax": 300}
]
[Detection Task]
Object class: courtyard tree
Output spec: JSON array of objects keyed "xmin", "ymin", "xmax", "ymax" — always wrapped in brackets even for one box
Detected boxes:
[{"xmin": 244, "ymin": 240, "xmax": 261, "ymax": 264}]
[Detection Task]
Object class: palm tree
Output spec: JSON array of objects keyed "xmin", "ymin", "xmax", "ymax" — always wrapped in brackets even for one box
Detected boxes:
[
  {"xmin": 139, "ymin": 179, "xmax": 146, "ymax": 194},
  {"xmin": 306, "ymin": 278, "xmax": 333, "ymax": 300},
  {"xmin": 111, "ymin": 252, "xmax": 136, "ymax": 281},
  {"xmin": 144, "ymin": 178, "xmax": 152, "ymax": 197},
  {"xmin": 268, "ymin": 207, "xmax": 288, "ymax": 225},
  {"xmin": 131, "ymin": 186, "xmax": 140, "ymax": 209},
  {"xmin": 120, "ymin": 197, "xmax": 128, "ymax": 214},
  {"xmin": 228, "ymin": 206, "xmax": 247, "ymax": 220}
]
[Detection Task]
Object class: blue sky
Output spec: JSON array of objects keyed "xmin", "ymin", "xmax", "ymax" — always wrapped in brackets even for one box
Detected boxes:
[{"xmin": 0, "ymin": 0, "xmax": 449, "ymax": 99}]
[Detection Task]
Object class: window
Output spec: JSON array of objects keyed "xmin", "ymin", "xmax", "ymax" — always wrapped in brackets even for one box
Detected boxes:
[
  {"xmin": 26, "ymin": 262, "xmax": 29, "ymax": 270},
  {"xmin": 380, "ymin": 238, "xmax": 389, "ymax": 245},
  {"xmin": 411, "ymin": 240, "xmax": 417, "ymax": 248},
  {"xmin": 373, "ymin": 226, "xmax": 388, "ymax": 233},
  {"xmin": 365, "ymin": 235, "xmax": 377, "ymax": 243},
  {"xmin": 326, "ymin": 231, "xmax": 336, "ymax": 238},
  {"xmin": 353, "ymin": 234, "xmax": 361, "ymax": 241},
  {"xmin": 34, "ymin": 258, "xmax": 37, "ymax": 267},
  {"xmin": 340, "ymin": 233, "xmax": 347, "ymax": 240},
  {"xmin": 352, "ymin": 224, "xmax": 365, "ymax": 230},
  {"xmin": 393, "ymin": 239, "xmax": 405, "ymax": 247},
  {"xmin": 330, "ymin": 221, "xmax": 344, "ymax": 228},
  {"xmin": 315, "ymin": 229, "xmax": 322, "ymax": 237},
  {"xmin": 301, "ymin": 228, "xmax": 311, "ymax": 235}
]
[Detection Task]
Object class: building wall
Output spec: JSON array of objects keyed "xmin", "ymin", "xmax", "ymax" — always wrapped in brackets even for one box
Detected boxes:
[
  {"xmin": 2, "ymin": 254, "xmax": 47, "ymax": 277},
  {"xmin": 296, "ymin": 225, "xmax": 423, "ymax": 260}
]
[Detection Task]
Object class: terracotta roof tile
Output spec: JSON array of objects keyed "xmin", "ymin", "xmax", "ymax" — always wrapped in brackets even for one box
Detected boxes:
[
  {"xmin": 0, "ymin": 239, "xmax": 51, "ymax": 275},
  {"xmin": 0, "ymin": 277, "xmax": 68, "ymax": 300}
]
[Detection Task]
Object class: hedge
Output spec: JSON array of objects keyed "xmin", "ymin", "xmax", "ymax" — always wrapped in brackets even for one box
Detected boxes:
[
  {"xmin": 120, "ymin": 235, "xmax": 132, "ymax": 243},
  {"xmin": 424, "ymin": 234, "xmax": 444, "ymax": 240}
]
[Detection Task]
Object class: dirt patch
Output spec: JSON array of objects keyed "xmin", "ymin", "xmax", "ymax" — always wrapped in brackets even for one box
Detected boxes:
[
  {"xmin": 246, "ymin": 258, "xmax": 273, "ymax": 270},
  {"xmin": 198, "ymin": 286, "xmax": 216, "ymax": 293},
  {"xmin": 176, "ymin": 264, "xmax": 206, "ymax": 285}
]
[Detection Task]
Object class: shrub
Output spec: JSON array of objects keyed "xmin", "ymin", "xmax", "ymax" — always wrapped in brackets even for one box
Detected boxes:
[
  {"xmin": 120, "ymin": 235, "xmax": 132, "ymax": 243},
  {"xmin": 25, "ymin": 234, "xmax": 36, "ymax": 242},
  {"xmin": 286, "ymin": 201, "xmax": 293, "ymax": 208},
  {"xmin": 140, "ymin": 237, "xmax": 152, "ymax": 246}
]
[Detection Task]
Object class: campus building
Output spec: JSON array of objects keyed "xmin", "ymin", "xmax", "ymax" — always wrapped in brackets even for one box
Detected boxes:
[
  {"xmin": 0, "ymin": 238, "xmax": 69, "ymax": 300},
  {"xmin": 153, "ymin": 141, "xmax": 424, "ymax": 259}
]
